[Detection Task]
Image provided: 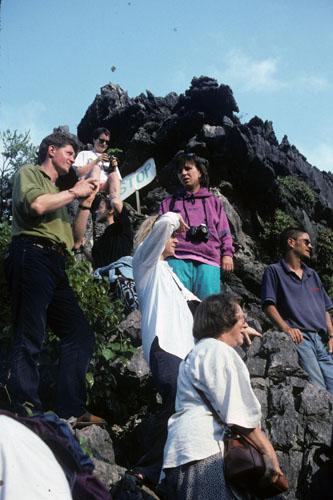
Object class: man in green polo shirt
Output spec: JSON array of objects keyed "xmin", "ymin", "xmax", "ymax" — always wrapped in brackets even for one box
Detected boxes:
[{"xmin": 5, "ymin": 132, "xmax": 104, "ymax": 424}]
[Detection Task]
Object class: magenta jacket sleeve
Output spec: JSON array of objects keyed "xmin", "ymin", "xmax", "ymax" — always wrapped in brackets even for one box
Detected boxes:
[{"xmin": 217, "ymin": 199, "xmax": 234, "ymax": 257}]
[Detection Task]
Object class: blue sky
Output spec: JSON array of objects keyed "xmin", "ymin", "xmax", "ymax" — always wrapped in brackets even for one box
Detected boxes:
[{"xmin": 1, "ymin": 0, "xmax": 333, "ymax": 171}]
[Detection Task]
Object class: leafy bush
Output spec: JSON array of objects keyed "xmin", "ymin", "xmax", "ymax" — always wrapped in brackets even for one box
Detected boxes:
[
  {"xmin": 65, "ymin": 256, "xmax": 136, "ymax": 415},
  {"xmin": 261, "ymin": 209, "xmax": 297, "ymax": 259},
  {"xmin": 0, "ymin": 222, "xmax": 11, "ymax": 334},
  {"xmin": 277, "ymin": 176, "xmax": 317, "ymax": 207},
  {"xmin": 0, "ymin": 129, "xmax": 37, "ymax": 220}
]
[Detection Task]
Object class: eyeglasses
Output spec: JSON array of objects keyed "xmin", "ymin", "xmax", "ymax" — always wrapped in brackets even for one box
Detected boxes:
[
  {"xmin": 297, "ymin": 238, "xmax": 312, "ymax": 246},
  {"xmin": 98, "ymin": 138, "xmax": 109, "ymax": 145}
]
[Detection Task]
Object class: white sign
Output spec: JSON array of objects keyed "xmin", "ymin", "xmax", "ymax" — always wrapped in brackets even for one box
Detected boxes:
[{"xmin": 120, "ymin": 158, "xmax": 156, "ymax": 201}]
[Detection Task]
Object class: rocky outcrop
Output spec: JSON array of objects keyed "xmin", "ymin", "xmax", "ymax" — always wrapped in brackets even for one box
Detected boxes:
[
  {"xmin": 77, "ymin": 76, "xmax": 333, "ymax": 235},
  {"xmin": 243, "ymin": 331, "xmax": 333, "ymax": 500}
]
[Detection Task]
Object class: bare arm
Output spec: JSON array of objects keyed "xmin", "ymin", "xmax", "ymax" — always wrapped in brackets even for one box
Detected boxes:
[
  {"xmin": 72, "ymin": 184, "xmax": 98, "ymax": 248},
  {"xmin": 234, "ymin": 426, "xmax": 283, "ymax": 481},
  {"xmin": 108, "ymin": 163, "xmax": 123, "ymax": 213},
  {"xmin": 265, "ymin": 303, "xmax": 303, "ymax": 344},
  {"xmin": 326, "ymin": 311, "xmax": 333, "ymax": 354},
  {"xmin": 30, "ymin": 178, "xmax": 97, "ymax": 216}
]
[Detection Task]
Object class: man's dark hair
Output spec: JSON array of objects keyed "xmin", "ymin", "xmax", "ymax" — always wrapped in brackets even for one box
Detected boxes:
[
  {"xmin": 175, "ymin": 153, "xmax": 210, "ymax": 188},
  {"xmin": 193, "ymin": 293, "xmax": 241, "ymax": 341},
  {"xmin": 38, "ymin": 133, "xmax": 78, "ymax": 164},
  {"xmin": 279, "ymin": 226, "xmax": 307, "ymax": 254},
  {"xmin": 92, "ymin": 128, "xmax": 111, "ymax": 140}
]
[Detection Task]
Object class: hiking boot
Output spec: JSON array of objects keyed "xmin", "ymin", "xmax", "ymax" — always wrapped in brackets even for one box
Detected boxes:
[{"xmin": 75, "ymin": 411, "xmax": 106, "ymax": 428}]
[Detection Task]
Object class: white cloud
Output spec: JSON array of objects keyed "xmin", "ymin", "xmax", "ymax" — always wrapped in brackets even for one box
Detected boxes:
[
  {"xmin": 210, "ymin": 49, "xmax": 330, "ymax": 94},
  {"xmin": 302, "ymin": 142, "xmax": 333, "ymax": 172},
  {"xmin": 223, "ymin": 50, "xmax": 285, "ymax": 92},
  {"xmin": 0, "ymin": 101, "xmax": 49, "ymax": 146}
]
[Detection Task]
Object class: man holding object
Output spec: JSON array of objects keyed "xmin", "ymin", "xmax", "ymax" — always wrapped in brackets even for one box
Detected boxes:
[{"xmin": 5, "ymin": 132, "xmax": 104, "ymax": 424}]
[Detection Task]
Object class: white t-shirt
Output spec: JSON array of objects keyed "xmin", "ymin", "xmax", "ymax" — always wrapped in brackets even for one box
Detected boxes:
[
  {"xmin": 163, "ymin": 337, "xmax": 262, "ymax": 469},
  {"xmin": 74, "ymin": 149, "xmax": 121, "ymax": 183},
  {"xmin": 133, "ymin": 212, "xmax": 197, "ymax": 362},
  {"xmin": 0, "ymin": 415, "xmax": 72, "ymax": 499}
]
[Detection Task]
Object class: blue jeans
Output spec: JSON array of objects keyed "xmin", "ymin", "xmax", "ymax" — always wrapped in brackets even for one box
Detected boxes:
[
  {"xmin": 5, "ymin": 237, "xmax": 95, "ymax": 418},
  {"xmin": 167, "ymin": 258, "xmax": 220, "ymax": 300},
  {"xmin": 296, "ymin": 331, "xmax": 333, "ymax": 394}
]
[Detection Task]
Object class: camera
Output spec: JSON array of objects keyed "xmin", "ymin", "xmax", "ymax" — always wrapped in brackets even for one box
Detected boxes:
[
  {"xmin": 106, "ymin": 155, "xmax": 118, "ymax": 173},
  {"xmin": 186, "ymin": 224, "xmax": 210, "ymax": 243}
]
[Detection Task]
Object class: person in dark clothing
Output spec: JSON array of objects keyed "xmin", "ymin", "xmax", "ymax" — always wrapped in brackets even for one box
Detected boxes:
[
  {"xmin": 262, "ymin": 226, "xmax": 333, "ymax": 393},
  {"xmin": 92, "ymin": 196, "xmax": 133, "ymax": 268},
  {"xmin": 74, "ymin": 169, "xmax": 133, "ymax": 268}
]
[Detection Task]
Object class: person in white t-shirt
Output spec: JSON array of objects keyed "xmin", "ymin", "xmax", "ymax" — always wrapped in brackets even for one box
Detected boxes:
[
  {"xmin": 130, "ymin": 211, "xmax": 198, "ymax": 488},
  {"xmin": 162, "ymin": 293, "xmax": 283, "ymax": 499},
  {"xmin": 73, "ymin": 127, "xmax": 121, "ymax": 200},
  {"xmin": 0, "ymin": 415, "xmax": 72, "ymax": 500}
]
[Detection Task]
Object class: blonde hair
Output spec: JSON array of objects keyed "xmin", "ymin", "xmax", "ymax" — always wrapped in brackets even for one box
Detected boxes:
[{"xmin": 133, "ymin": 214, "xmax": 160, "ymax": 250}]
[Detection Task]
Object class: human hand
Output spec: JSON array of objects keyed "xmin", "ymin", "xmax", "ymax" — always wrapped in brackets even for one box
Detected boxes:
[
  {"xmin": 285, "ymin": 327, "xmax": 303, "ymax": 344},
  {"xmin": 96, "ymin": 153, "xmax": 109, "ymax": 164},
  {"xmin": 177, "ymin": 214, "xmax": 190, "ymax": 233},
  {"xmin": 81, "ymin": 181, "xmax": 99, "ymax": 207},
  {"xmin": 328, "ymin": 337, "xmax": 333, "ymax": 353},
  {"xmin": 241, "ymin": 324, "xmax": 262, "ymax": 345},
  {"xmin": 109, "ymin": 155, "xmax": 118, "ymax": 170},
  {"xmin": 72, "ymin": 178, "xmax": 98, "ymax": 199},
  {"xmin": 221, "ymin": 255, "xmax": 234, "ymax": 272},
  {"xmin": 262, "ymin": 452, "xmax": 283, "ymax": 483}
]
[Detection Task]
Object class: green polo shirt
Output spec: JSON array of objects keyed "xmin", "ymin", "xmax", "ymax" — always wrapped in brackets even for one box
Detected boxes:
[{"xmin": 11, "ymin": 165, "xmax": 74, "ymax": 251}]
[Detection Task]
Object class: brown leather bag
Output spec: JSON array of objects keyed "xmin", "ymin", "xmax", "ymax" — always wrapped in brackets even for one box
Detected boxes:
[
  {"xmin": 224, "ymin": 431, "xmax": 289, "ymax": 498},
  {"xmin": 195, "ymin": 387, "xmax": 289, "ymax": 498}
]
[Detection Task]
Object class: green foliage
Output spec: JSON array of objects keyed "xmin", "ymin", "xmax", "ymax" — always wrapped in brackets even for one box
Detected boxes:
[
  {"xmin": 261, "ymin": 209, "xmax": 297, "ymax": 259},
  {"xmin": 277, "ymin": 176, "xmax": 317, "ymax": 207},
  {"xmin": 0, "ymin": 129, "xmax": 37, "ymax": 220},
  {"xmin": 107, "ymin": 147, "xmax": 123, "ymax": 156},
  {"xmin": 78, "ymin": 436, "xmax": 94, "ymax": 458},
  {"xmin": 65, "ymin": 256, "xmax": 135, "ymax": 409},
  {"xmin": 66, "ymin": 256, "xmax": 121, "ymax": 335},
  {"xmin": 1, "ymin": 129, "xmax": 37, "ymax": 171},
  {"xmin": 316, "ymin": 228, "xmax": 333, "ymax": 297},
  {"xmin": 0, "ymin": 222, "xmax": 11, "ymax": 335}
]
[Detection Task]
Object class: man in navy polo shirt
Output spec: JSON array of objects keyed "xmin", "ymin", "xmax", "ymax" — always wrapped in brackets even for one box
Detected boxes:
[{"xmin": 261, "ymin": 227, "xmax": 333, "ymax": 393}]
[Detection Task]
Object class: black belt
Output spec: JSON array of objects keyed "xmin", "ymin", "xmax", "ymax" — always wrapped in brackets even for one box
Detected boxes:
[{"xmin": 13, "ymin": 235, "xmax": 67, "ymax": 256}]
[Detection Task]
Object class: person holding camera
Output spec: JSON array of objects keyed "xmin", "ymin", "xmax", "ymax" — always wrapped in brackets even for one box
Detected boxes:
[
  {"xmin": 159, "ymin": 153, "xmax": 234, "ymax": 299},
  {"xmin": 73, "ymin": 127, "xmax": 121, "ymax": 201}
]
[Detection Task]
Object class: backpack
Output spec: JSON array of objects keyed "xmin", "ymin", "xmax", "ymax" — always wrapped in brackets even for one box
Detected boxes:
[{"xmin": 115, "ymin": 275, "xmax": 139, "ymax": 315}]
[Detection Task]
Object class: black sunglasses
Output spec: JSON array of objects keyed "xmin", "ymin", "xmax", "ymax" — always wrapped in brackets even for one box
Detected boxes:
[
  {"xmin": 98, "ymin": 138, "xmax": 109, "ymax": 145},
  {"xmin": 298, "ymin": 238, "xmax": 312, "ymax": 246}
]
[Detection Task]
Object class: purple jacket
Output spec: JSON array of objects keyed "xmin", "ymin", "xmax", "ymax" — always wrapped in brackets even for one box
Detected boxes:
[{"xmin": 159, "ymin": 188, "xmax": 234, "ymax": 267}]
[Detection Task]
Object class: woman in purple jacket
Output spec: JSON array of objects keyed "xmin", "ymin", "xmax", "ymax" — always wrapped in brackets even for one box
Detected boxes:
[{"xmin": 159, "ymin": 153, "xmax": 234, "ymax": 299}]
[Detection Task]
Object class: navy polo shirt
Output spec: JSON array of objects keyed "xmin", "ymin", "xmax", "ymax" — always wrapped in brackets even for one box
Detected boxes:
[{"xmin": 261, "ymin": 259, "xmax": 333, "ymax": 333}]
